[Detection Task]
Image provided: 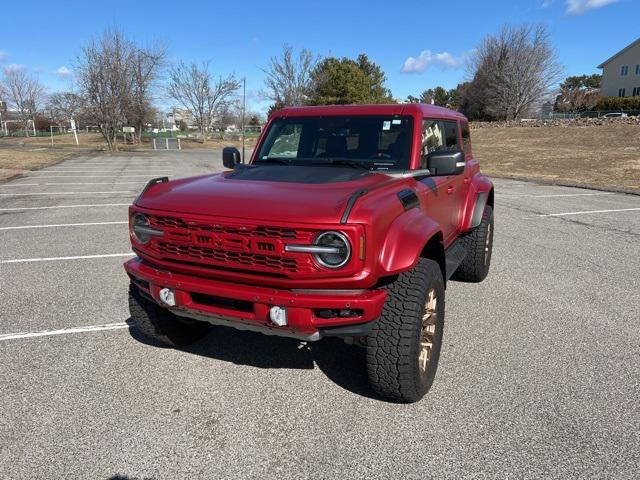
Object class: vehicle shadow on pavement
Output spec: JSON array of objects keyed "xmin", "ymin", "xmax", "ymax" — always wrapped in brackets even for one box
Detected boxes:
[{"xmin": 127, "ymin": 319, "xmax": 378, "ymax": 400}]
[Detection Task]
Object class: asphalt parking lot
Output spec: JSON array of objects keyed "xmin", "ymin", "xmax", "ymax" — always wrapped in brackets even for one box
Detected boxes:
[{"xmin": 1, "ymin": 151, "xmax": 639, "ymax": 479}]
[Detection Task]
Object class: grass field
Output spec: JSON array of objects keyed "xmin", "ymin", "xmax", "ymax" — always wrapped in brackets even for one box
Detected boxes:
[
  {"xmin": 0, "ymin": 150, "xmax": 76, "ymax": 181},
  {"xmin": 472, "ymin": 123, "xmax": 640, "ymax": 192}
]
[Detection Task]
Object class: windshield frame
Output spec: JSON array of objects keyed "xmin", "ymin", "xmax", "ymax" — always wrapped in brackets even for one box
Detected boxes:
[{"xmin": 253, "ymin": 115, "xmax": 414, "ymax": 171}]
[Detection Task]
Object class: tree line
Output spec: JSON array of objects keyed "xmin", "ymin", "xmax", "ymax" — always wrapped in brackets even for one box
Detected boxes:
[
  {"xmin": 263, "ymin": 24, "xmax": 566, "ymax": 121},
  {"xmin": 0, "ymin": 29, "xmax": 252, "ymax": 151},
  {"xmin": 1, "ymin": 22, "xmax": 628, "ymax": 152}
]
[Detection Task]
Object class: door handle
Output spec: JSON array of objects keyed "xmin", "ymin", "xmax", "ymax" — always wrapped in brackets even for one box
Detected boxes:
[{"xmin": 447, "ymin": 186, "xmax": 455, "ymax": 195}]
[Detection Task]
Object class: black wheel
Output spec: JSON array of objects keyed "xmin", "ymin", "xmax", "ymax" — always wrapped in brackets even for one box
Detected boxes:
[
  {"xmin": 128, "ymin": 284, "xmax": 210, "ymax": 347},
  {"xmin": 366, "ymin": 258, "xmax": 445, "ymax": 403},
  {"xmin": 453, "ymin": 205, "xmax": 494, "ymax": 282}
]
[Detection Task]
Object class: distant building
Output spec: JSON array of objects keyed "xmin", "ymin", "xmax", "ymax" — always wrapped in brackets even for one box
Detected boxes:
[
  {"xmin": 598, "ymin": 38, "xmax": 640, "ymax": 98},
  {"xmin": 164, "ymin": 108, "xmax": 195, "ymax": 130},
  {"xmin": 540, "ymin": 101, "xmax": 554, "ymax": 119}
]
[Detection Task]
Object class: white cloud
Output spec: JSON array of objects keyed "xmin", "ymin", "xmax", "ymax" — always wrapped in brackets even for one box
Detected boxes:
[
  {"xmin": 56, "ymin": 66, "xmax": 72, "ymax": 77},
  {"xmin": 566, "ymin": 0, "xmax": 617, "ymax": 14},
  {"xmin": 401, "ymin": 50, "xmax": 465, "ymax": 74},
  {"xmin": 541, "ymin": 0, "xmax": 555, "ymax": 7},
  {"xmin": 4, "ymin": 63, "xmax": 25, "ymax": 73},
  {"xmin": 0, "ymin": 50, "xmax": 8, "ymax": 62}
]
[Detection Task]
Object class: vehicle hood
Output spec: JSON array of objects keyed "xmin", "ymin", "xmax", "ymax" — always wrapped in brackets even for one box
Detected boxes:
[{"xmin": 135, "ymin": 165, "xmax": 394, "ymax": 224}]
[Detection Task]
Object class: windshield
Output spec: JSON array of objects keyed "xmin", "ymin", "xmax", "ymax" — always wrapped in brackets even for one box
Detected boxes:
[{"xmin": 255, "ymin": 115, "xmax": 413, "ymax": 170}]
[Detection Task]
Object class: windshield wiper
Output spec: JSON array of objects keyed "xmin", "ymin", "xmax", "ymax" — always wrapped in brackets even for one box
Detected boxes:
[
  {"xmin": 254, "ymin": 157, "xmax": 292, "ymax": 165},
  {"xmin": 311, "ymin": 158, "xmax": 371, "ymax": 171}
]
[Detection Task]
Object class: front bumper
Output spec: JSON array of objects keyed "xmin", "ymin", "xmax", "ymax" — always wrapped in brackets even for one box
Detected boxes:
[{"xmin": 124, "ymin": 257, "xmax": 386, "ymax": 341}]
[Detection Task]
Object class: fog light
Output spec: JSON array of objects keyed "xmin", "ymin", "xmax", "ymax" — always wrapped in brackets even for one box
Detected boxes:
[
  {"xmin": 159, "ymin": 288, "xmax": 176, "ymax": 306},
  {"xmin": 269, "ymin": 306, "xmax": 288, "ymax": 326}
]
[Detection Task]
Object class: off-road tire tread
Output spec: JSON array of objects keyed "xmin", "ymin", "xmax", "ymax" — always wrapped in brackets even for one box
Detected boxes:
[
  {"xmin": 453, "ymin": 205, "xmax": 493, "ymax": 282},
  {"xmin": 128, "ymin": 285, "xmax": 209, "ymax": 347},
  {"xmin": 366, "ymin": 258, "xmax": 444, "ymax": 403}
]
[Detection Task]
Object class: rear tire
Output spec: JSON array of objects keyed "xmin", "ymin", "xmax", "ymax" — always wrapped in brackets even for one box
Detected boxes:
[
  {"xmin": 366, "ymin": 258, "xmax": 445, "ymax": 403},
  {"xmin": 453, "ymin": 205, "xmax": 493, "ymax": 282},
  {"xmin": 128, "ymin": 284, "xmax": 209, "ymax": 347}
]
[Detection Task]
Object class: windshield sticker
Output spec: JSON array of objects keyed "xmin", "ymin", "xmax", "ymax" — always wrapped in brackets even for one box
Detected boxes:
[
  {"xmin": 392, "ymin": 119, "xmax": 402, "ymax": 125},
  {"xmin": 382, "ymin": 121, "xmax": 391, "ymax": 131}
]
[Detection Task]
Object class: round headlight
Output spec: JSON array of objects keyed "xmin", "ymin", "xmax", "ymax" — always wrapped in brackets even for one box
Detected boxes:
[
  {"xmin": 131, "ymin": 213, "xmax": 152, "ymax": 244},
  {"xmin": 314, "ymin": 231, "xmax": 351, "ymax": 269}
]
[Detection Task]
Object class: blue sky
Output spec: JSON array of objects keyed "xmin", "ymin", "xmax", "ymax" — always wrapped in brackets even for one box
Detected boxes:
[{"xmin": 0, "ymin": 0, "xmax": 637, "ymax": 114}]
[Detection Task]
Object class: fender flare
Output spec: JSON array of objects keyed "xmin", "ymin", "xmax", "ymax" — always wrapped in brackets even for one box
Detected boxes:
[
  {"xmin": 379, "ymin": 208, "xmax": 443, "ymax": 276},
  {"xmin": 461, "ymin": 175, "xmax": 494, "ymax": 232}
]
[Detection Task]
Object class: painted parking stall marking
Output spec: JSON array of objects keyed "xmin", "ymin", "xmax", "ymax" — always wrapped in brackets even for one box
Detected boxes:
[
  {"xmin": 23, "ymin": 175, "xmax": 171, "ymax": 178},
  {"xmin": 538, "ymin": 207, "xmax": 640, "ymax": 217},
  {"xmin": 0, "ymin": 323, "xmax": 131, "ymax": 342},
  {"xmin": 0, "ymin": 253, "xmax": 135, "ymax": 264},
  {"xmin": 0, "ymin": 221, "xmax": 128, "ymax": 231},
  {"xmin": 0, "ymin": 191, "xmax": 135, "ymax": 196},
  {"xmin": 0, "ymin": 203, "xmax": 131, "ymax": 212}
]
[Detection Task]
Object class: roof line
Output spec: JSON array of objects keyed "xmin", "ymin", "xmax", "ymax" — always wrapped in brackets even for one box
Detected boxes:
[{"xmin": 597, "ymin": 37, "xmax": 640, "ymax": 69}]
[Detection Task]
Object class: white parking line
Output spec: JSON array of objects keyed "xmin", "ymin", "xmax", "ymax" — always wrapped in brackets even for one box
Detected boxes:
[
  {"xmin": 0, "ymin": 183, "xmax": 40, "ymax": 187},
  {"xmin": 0, "ymin": 191, "xmax": 135, "ymax": 196},
  {"xmin": 61, "ymin": 163, "xmax": 171, "ymax": 166},
  {"xmin": 504, "ymin": 192, "xmax": 615, "ymax": 198},
  {"xmin": 0, "ymin": 203, "xmax": 130, "ymax": 212},
  {"xmin": 538, "ymin": 208, "xmax": 640, "ymax": 217},
  {"xmin": 43, "ymin": 182, "xmax": 145, "ymax": 185},
  {"xmin": 23, "ymin": 175, "xmax": 166, "ymax": 178},
  {"xmin": 0, "ymin": 322, "xmax": 130, "ymax": 342},
  {"xmin": 0, "ymin": 253, "xmax": 135, "ymax": 264},
  {"xmin": 35, "ymin": 170, "xmax": 172, "ymax": 173},
  {"xmin": 0, "ymin": 221, "xmax": 128, "ymax": 231}
]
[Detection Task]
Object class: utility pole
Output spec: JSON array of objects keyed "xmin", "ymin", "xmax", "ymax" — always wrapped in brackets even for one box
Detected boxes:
[{"xmin": 241, "ymin": 77, "xmax": 246, "ymax": 164}]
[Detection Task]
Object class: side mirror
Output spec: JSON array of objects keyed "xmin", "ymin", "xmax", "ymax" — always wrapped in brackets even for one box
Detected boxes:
[
  {"xmin": 222, "ymin": 147, "xmax": 241, "ymax": 169},
  {"xmin": 426, "ymin": 150, "xmax": 465, "ymax": 176}
]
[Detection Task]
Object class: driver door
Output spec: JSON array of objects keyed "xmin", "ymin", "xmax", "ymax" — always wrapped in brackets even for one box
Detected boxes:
[{"xmin": 415, "ymin": 119, "xmax": 466, "ymax": 244}]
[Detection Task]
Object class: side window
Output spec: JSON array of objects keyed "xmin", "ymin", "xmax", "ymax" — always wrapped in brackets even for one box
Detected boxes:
[
  {"xmin": 421, "ymin": 119, "xmax": 445, "ymax": 168},
  {"xmin": 461, "ymin": 121, "xmax": 471, "ymax": 156},
  {"xmin": 443, "ymin": 121, "xmax": 460, "ymax": 150}
]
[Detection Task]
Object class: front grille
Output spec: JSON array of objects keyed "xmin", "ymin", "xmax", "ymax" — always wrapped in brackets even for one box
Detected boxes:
[
  {"xmin": 156, "ymin": 241, "xmax": 301, "ymax": 272},
  {"xmin": 151, "ymin": 215, "xmax": 307, "ymax": 241},
  {"xmin": 143, "ymin": 214, "xmax": 317, "ymax": 275}
]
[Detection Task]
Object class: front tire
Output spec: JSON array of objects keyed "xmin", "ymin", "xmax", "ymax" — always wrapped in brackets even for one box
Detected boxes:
[
  {"xmin": 366, "ymin": 258, "xmax": 445, "ymax": 403},
  {"xmin": 453, "ymin": 205, "xmax": 494, "ymax": 282},
  {"xmin": 128, "ymin": 284, "xmax": 209, "ymax": 347}
]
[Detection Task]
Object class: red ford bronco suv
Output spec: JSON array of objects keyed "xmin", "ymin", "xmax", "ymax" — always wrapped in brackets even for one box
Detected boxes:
[{"xmin": 124, "ymin": 104, "xmax": 494, "ymax": 403}]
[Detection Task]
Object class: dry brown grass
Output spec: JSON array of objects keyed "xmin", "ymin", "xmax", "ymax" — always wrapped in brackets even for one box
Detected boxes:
[
  {"xmin": 0, "ymin": 149, "xmax": 76, "ymax": 180},
  {"xmin": 472, "ymin": 123, "xmax": 640, "ymax": 192}
]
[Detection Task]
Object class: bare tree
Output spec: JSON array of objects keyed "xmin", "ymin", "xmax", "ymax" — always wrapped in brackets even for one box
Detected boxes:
[
  {"xmin": 75, "ymin": 29, "xmax": 135, "ymax": 151},
  {"xmin": 129, "ymin": 44, "xmax": 167, "ymax": 143},
  {"xmin": 1, "ymin": 69, "xmax": 45, "ymax": 133},
  {"xmin": 166, "ymin": 61, "xmax": 240, "ymax": 143},
  {"xmin": 262, "ymin": 45, "xmax": 318, "ymax": 108},
  {"xmin": 46, "ymin": 91, "xmax": 85, "ymax": 124},
  {"xmin": 468, "ymin": 24, "xmax": 563, "ymax": 120}
]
